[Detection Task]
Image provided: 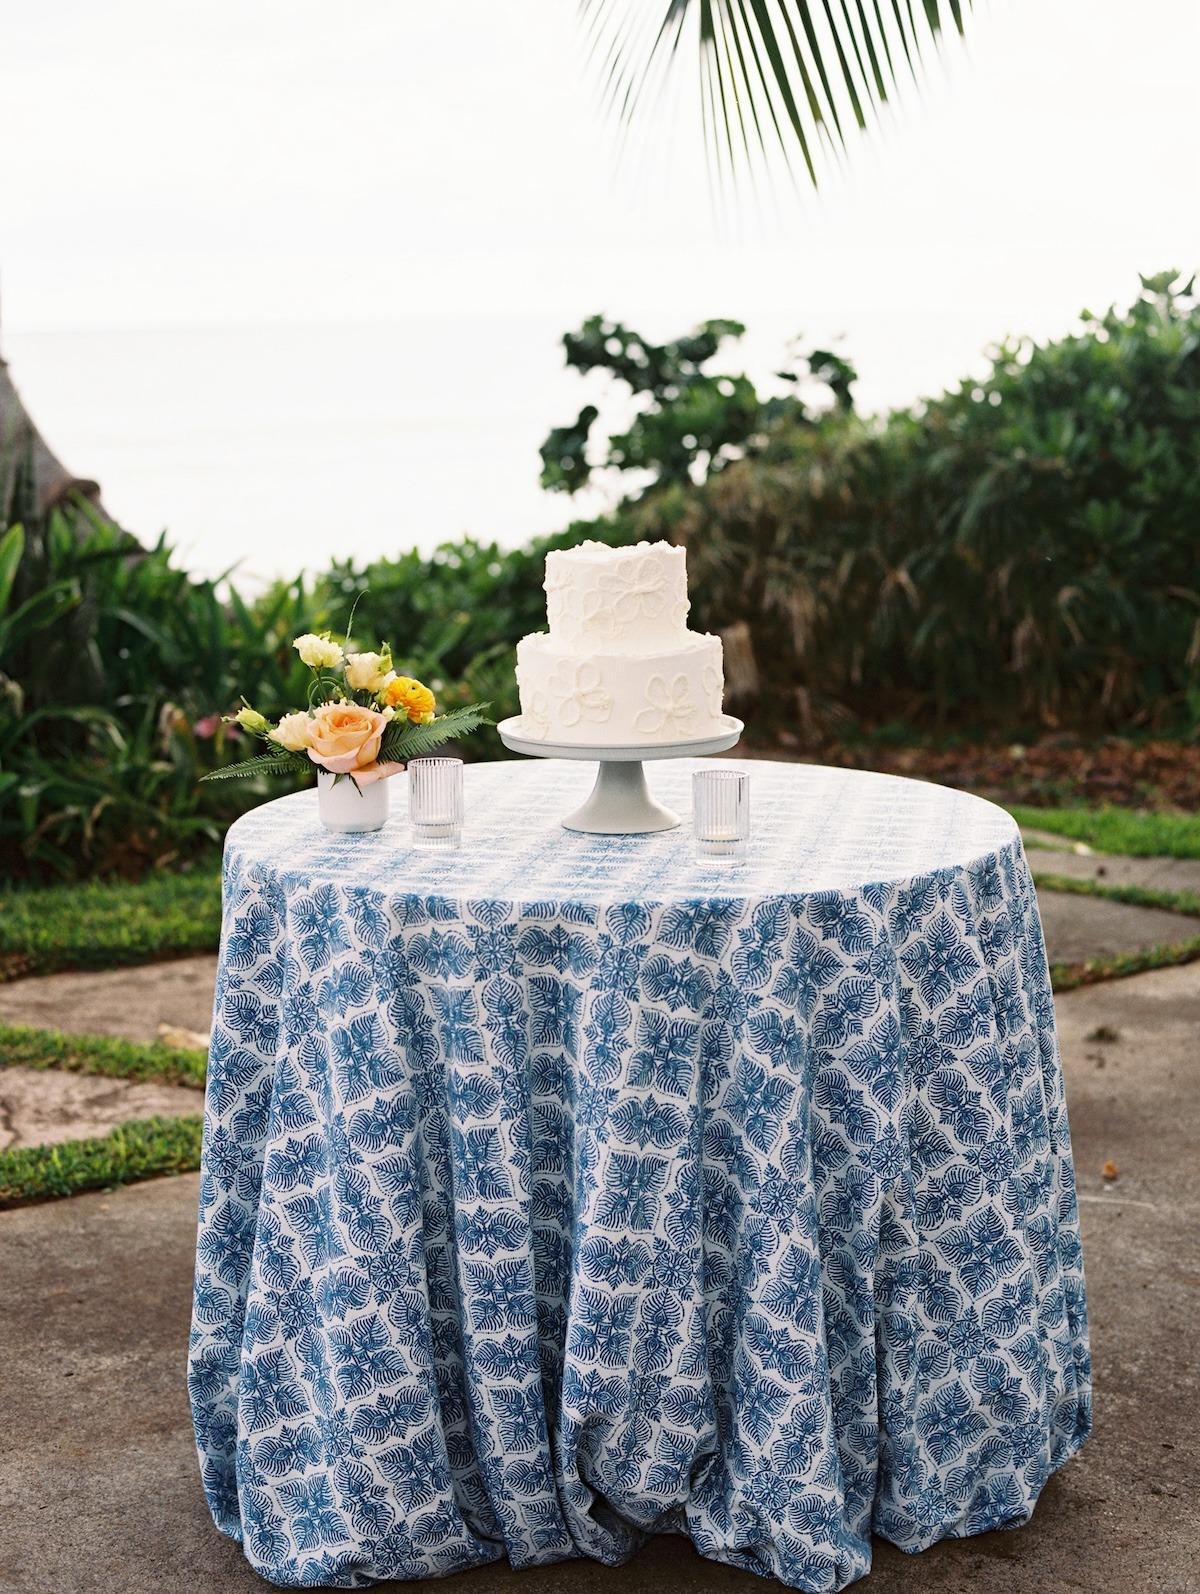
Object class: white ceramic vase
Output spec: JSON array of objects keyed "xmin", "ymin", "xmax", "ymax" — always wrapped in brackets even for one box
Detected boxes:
[{"xmin": 316, "ymin": 771, "xmax": 390, "ymax": 833}]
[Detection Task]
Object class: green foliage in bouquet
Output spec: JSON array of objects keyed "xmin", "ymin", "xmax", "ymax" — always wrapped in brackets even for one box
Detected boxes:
[{"xmin": 201, "ymin": 630, "xmax": 491, "ymax": 787}]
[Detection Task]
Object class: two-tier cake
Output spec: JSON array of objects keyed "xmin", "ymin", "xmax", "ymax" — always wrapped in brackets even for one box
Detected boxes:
[{"xmin": 514, "ymin": 540, "xmax": 726, "ymax": 745}]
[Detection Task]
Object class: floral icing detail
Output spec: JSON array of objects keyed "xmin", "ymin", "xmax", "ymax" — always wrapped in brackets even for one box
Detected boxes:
[
  {"xmin": 596, "ymin": 553, "xmax": 671, "ymax": 627},
  {"xmin": 701, "ymin": 664, "xmax": 724, "ymax": 720},
  {"xmin": 634, "ymin": 674, "xmax": 699, "ymax": 739},
  {"xmin": 521, "ymin": 690, "xmax": 550, "ymax": 741},
  {"xmin": 547, "ymin": 661, "xmax": 613, "ymax": 729},
  {"xmin": 545, "ymin": 547, "xmax": 686, "ymax": 645}
]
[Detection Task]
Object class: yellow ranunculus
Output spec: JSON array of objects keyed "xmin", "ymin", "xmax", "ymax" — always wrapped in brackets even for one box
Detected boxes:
[
  {"xmin": 234, "ymin": 705, "xmax": 272, "ymax": 735},
  {"xmin": 293, "ymin": 632, "xmax": 344, "ymax": 670},
  {"xmin": 384, "ymin": 675, "xmax": 437, "ymax": 723},
  {"xmin": 269, "ymin": 712, "xmax": 313, "ymax": 751},
  {"xmin": 345, "ymin": 651, "xmax": 394, "ymax": 693}
]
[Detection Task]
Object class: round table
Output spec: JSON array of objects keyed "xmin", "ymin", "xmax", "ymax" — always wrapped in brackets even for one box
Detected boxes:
[{"xmin": 189, "ymin": 759, "xmax": 1091, "ymax": 1591}]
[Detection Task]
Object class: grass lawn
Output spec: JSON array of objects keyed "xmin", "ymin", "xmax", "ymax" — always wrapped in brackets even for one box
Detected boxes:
[
  {"xmin": 0, "ymin": 1023, "xmax": 206, "ymax": 1088},
  {"xmin": 0, "ymin": 1114, "xmax": 203, "ymax": 1209},
  {"xmin": 1010, "ymin": 804, "xmax": 1200, "ymax": 858},
  {"xmin": 0, "ymin": 868, "xmax": 222, "ymax": 980}
]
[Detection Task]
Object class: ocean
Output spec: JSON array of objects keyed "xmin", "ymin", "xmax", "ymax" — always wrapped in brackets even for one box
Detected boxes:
[{"xmin": 3, "ymin": 319, "xmax": 613, "ymax": 590}]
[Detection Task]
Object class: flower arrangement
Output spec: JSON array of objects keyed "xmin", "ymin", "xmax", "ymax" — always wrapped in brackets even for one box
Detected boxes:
[{"xmin": 202, "ymin": 632, "xmax": 490, "ymax": 788}]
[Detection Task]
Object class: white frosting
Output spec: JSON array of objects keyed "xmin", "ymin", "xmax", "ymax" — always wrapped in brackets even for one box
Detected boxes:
[
  {"xmin": 515, "ymin": 540, "xmax": 726, "ymax": 746},
  {"xmin": 544, "ymin": 540, "xmax": 690, "ymax": 655}
]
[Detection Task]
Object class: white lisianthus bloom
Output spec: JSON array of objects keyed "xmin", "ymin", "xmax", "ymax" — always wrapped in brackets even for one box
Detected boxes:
[
  {"xmin": 234, "ymin": 705, "xmax": 272, "ymax": 735},
  {"xmin": 269, "ymin": 712, "xmax": 314, "ymax": 751},
  {"xmin": 293, "ymin": 633, "xmax": 344, "ymax": 669},
  {"xmin": 344, "ymin": 651, "xmax": 394, "ymax": 693}
]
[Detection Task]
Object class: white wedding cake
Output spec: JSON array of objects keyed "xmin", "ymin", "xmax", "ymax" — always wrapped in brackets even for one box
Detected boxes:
[{"xmin": 514, "ymin": 540, "xmax": 726, "ymax": 745}]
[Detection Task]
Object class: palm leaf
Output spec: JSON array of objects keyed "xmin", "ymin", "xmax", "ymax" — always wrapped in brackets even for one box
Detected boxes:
[
  {"xmin": 200, "ymin": 751, "xmax": 310, "ymax": 783},
  {"xmin": 380, "ymin": 703, "xmax": 493, "ymax": 764},
  {"xmin": 581, "ymin": 0, "xmax": 970, "ymax": 182}
]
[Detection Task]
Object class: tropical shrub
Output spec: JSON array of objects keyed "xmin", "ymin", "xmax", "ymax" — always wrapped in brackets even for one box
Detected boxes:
[
  {"xmin": 0, "ymin": 471, "xmax": 641, "ymax": 878},
  {"xmin": 1, "ymin": 271, "xmax": 1196, "ymax": 881},
  {"xmin": 636, "ymin": 272, "xmax": 1200, "ymax": 740}
]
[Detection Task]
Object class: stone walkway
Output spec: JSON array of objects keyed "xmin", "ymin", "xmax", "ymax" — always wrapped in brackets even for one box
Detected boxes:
[
  {"xmin": 2, "ymin": 961, "xmax": 1197, "ymax": 1593},
  {"xmin": 0, "ymin": 1066, "xmax": 200, "ymax": 1150},
  {"xmin": 2, "ymin": 866, "xmax": 1198, "ymax": 1149},
  {"xmin": 1033, "ymin": 890, "xmax": 1197, "ymax": 965},
  {"xmin": 1027, "ymin": 844, "xmax": 1200, "ymax": 894},
  {"xmin": 0, "ymin": 955, "xmax": 218, "ymax": 1045},
  {"xmin": 0, "ymin": 958, "xmax": 215, "ymax": 1149}
]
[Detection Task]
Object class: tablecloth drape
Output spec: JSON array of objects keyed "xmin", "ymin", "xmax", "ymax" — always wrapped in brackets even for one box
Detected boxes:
[{"xmin": 189, "ymin": 760, "xmax": 1090, "ymax": 1590}]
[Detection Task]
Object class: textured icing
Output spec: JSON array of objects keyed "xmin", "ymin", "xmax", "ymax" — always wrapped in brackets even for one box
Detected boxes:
[
  {"xmin": 518, "ymin": 540, "xmax": 725, "ymax": 746},
  {"xmin": 544, "ymin": 540, "xmax": 691, "ymax": 654},
  {"xmin": 515, "ymin": 632, "xmax": 725, "ymax": 745}
]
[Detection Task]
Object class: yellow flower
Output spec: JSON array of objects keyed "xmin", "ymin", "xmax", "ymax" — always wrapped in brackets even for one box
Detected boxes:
[
  {"xmin": 345, "ymin": 651, "xmax": 394, "ymax": 693},
  {"xmin": 268, "ymin": 712, "xmax": 313, "ymax": 751},
  {"xmin": 293, "ymin": 632, "xmax": 344, "ymax": 669},
  {"xmin": 234, "ymin": 705, "xmax": 271, "ymax": 735},
  {"xmin": 383, "ymin": 675, "xmax": 436, "ymax": 723}
]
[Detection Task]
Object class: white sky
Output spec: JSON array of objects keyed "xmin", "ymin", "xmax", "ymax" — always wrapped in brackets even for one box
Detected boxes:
[{"xmin": 1, "ymin": 0, "xmax": 1198, "ymax": 576}]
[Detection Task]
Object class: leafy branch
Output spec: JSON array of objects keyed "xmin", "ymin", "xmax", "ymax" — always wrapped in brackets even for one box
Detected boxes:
[
  {"xmin": 380, "ymin": 702, "xmax": 493, "ymax": 762},
  {"xmin": 582, "ymin": 0, "xmax": 971, "ymax": 184},
  {"xmin": 199, "ymin": 703, "xmax": 493, "ymax": 784},
  {"xmin": 200, "ymin": 751, "xmax": 310, "ymax": 783}
]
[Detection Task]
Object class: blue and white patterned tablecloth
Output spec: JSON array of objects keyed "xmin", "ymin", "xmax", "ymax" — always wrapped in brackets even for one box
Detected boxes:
[{"xmin": 189, "ymin": 759, "xmax": 1090, "ymax": 1591}]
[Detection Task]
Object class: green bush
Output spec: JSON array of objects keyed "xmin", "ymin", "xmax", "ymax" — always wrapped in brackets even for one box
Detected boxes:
[
  {"xmin": 663, "ymin": 271, "xmax": 1200, "ymax": 741},
  {"xmin": 1, "ymin": 271, "xmax": 1197, "ymax": 882}
]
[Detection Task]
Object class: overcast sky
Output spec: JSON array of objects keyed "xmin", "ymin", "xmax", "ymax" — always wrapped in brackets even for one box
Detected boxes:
[{"xmin": 1, "ymin": 0, "xmax": 1198, "ymax": 574}]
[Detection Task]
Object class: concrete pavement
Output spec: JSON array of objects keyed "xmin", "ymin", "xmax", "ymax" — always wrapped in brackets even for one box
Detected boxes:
[
  {"xmin": 2, "ymin": 876, "xmax": 1199, "ymax": 1151},
  {"xmin": 0, "ymin": 955, "xmax": 219, "ymax": 1046},
  {"xmin": 1, "ymin": 962, "xmax": 1197, "ymax": 1594},
  {"xmin": 1027, "ymin": 845, "xmax": 1200, "ymax": 895},
  {"xmin": 1033, "ymin": 890, "xmax": 1198, "ymax": 965}
]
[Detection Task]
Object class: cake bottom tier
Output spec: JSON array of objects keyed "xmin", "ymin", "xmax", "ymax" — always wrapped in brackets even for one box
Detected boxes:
[{"xmin": 514, "ymin": 631, "xmax": 725, "ymax": 746}]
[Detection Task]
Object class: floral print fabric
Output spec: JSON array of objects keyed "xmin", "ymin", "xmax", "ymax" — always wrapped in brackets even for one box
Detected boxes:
[{"xmin": 189, "ymin": 761, "xmax": 1090, "ymax": 1590}]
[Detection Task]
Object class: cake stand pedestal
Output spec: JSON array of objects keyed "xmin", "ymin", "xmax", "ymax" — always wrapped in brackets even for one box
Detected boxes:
[{"xmin": 496, "ymin": 715, "xmax": 744, "ymax": 834}]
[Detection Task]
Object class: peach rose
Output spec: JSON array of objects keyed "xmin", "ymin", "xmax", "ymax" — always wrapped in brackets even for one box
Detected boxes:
[
  {"xmin": 307, "ymin": 700, "xmax": 390, "ymax": 774},
  {"xmin": 350, "ymin": 759, "xmax": 404, "ymax": 787}
]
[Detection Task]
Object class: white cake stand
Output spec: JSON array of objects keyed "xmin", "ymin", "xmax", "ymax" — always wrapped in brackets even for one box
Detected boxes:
[{"xmin": 497, "ymin": 714, "xmax": 744, "ymax": 834}]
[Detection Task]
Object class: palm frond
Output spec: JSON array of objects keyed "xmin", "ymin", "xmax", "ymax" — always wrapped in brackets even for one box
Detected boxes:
[
  {"xmin": 380, "ymin": 703, "xmax": 493, "ymax": 764},
  {"xmin": 581, "ymin": 0, "xmax": 970, "ymax": 183}
]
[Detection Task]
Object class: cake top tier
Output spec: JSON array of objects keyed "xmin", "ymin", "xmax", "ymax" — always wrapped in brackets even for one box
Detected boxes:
[{"xmin": 544, "ymin": 539, "xmax": 691, "ymax": 655}]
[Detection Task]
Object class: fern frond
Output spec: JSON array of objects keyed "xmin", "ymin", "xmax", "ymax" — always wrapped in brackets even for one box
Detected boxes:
[
  {"xmin": 380, "ymin": 703, "xmax": 493, "ymax": 764},
  {"xmin": 200, "ymin": 752, "xmax": 311, "ymax": 782}
]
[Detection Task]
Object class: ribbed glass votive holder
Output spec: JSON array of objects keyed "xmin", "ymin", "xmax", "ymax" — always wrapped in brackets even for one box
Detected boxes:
[
  {"xmin": 692, "ymin": 768, "xmax": 749, "ymax": 860},
  {"xmin": 408, "ymin": 757, "xmax": 464, "ymax": 848}
]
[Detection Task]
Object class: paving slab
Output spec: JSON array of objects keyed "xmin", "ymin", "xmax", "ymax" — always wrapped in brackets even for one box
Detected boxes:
[
  {"xmin": 0, "ymin": 955, "xmax": 218, "ymax": 1045},
  {"xmin": 0, "ymin": 1065, "xmax": 201, "ymax": 1150},
  {"xmin": 1020, "ymin": 828, "xmax": 1087, "ymax": 854},
  {"xmin": 0, "ymin": 880, "xmax": 1195, "ymax": 1062},
  {"xmin": 1, "ymin": 964, "xmax": 1197, "ymax": 1594},
  {"xmin": 1028, "ymin": 848, "xmax": 1200, "ymax": 896},
  {"xmin": 1033, "ymin": 890, "xmax": 1198, "ymax": 965}
]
